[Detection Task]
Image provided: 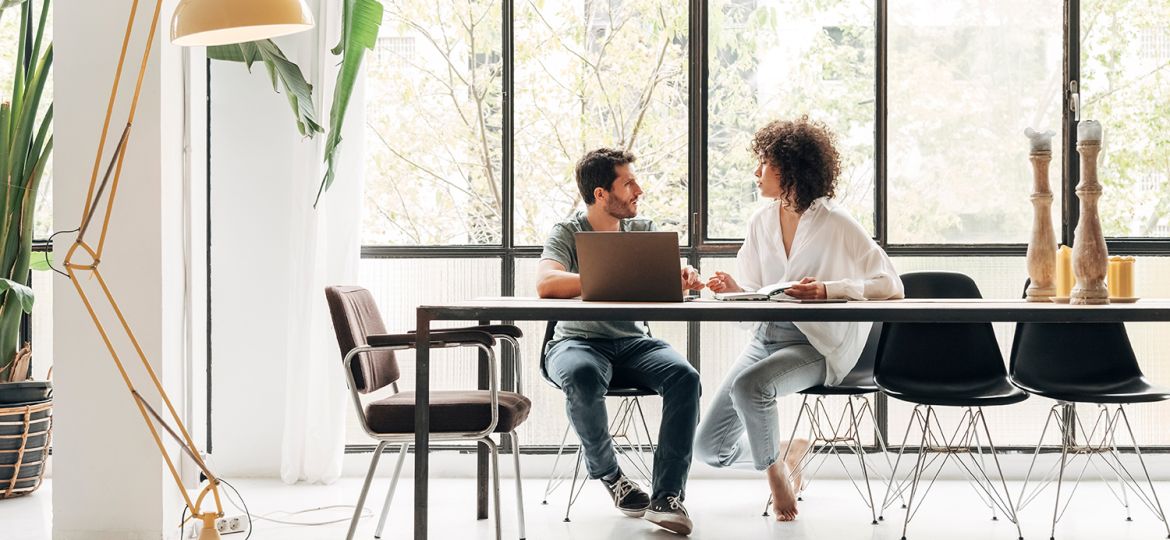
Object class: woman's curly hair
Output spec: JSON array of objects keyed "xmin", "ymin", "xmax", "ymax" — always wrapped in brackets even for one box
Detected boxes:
[{"xmin": 750, "ymin": 116, "xmax": 841, "ymax": 213}]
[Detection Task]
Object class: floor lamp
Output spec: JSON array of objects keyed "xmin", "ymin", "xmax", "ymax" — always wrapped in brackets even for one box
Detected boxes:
[{"xmin": 61, "ymin": 1, "xmax": 313, "ymax": 538}]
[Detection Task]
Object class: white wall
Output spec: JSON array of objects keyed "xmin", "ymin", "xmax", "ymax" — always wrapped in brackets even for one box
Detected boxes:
[{"xmin": 52, "ymin": 0, "xmax": 191, "ymax": 537}]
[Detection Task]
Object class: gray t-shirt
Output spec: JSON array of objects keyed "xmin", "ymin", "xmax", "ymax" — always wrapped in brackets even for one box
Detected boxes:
[{"xmin": 541, "ymin": 210, "xmax": 656, "ymax": 341}]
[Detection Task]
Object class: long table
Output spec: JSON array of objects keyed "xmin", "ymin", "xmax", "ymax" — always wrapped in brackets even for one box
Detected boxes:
[{"xmin": 409, "ymin": 297, "xmax": 1170, "ymax": 539}]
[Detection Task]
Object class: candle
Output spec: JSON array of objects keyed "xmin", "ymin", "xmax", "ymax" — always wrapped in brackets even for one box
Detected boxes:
[
  {"xmin": 1077, "ymin": 120, "xmax": 1103, "ymax": 143},
  {"xmin": 1055, "ymin": 245, "xmax": 1073, "ymax": 297},
  {"xmin": 1025, "ymin": 128, "xmax": 1055, "ymax": 152},
  {"xmin": 1107, "ymin": 256, "xmax": 1121, "ymax": 297},
  {"xmin": 1120, "ymin": 257, "xmax": 1136, "ymax": 298}
]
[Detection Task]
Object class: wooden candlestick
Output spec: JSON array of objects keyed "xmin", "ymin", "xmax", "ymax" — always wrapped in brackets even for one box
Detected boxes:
[
  {"xmin": 1071, "ymin": 121, "xmax": 1110, "ymax": 305},
  {"xmin": 1025, "ymin": 129, "xmax": 1056, "ymax": 302}
]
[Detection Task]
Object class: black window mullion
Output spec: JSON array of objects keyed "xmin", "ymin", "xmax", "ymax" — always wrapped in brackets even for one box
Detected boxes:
[
  {"xmin": 1064, "ymin": 0, "xmax": 1081, "ymax": 248},
  {"xmin": 875, "ymin": 0, "xmax": 889, "ymax": 249}
]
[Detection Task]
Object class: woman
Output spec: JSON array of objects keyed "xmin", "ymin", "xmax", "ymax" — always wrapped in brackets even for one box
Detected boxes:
[{"xmin": 695, "ymin": 117, "xmax": 903, "ymax": 521}]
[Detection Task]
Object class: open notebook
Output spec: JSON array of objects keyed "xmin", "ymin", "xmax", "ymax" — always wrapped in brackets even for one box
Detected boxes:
[{"xmin": 712, "ymin": 281, "xmax": 845, "ymax": 302}]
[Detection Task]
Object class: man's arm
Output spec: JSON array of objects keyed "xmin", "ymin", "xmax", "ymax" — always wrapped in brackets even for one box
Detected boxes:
[{"xmin": 537, "ymin": 259, "xmax": 582, "ymax": 298}]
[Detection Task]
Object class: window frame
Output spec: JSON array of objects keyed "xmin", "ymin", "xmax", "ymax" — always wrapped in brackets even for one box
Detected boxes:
[{"xmin": 353, "ymin": 0, "xmax": 1170, "ymax": 454}]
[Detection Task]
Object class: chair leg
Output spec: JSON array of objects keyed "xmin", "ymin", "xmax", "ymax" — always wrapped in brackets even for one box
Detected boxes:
[
  {"xmin": 564, "ymin": 448, "xmax": 586, "ymax": 522},
  {"xmin": 483, "ymin": 437, "xmax": 504, "ymax": 540},
  {"xmin": 1117, "ymin": 405, "xmax": 1170, "ymax": 537},
  {"xmin": 847, "ymin": 397, "xmax": 879, "ymax": 525},
  {"xmin": 972, "ymin": 408, "xmax": 1023, "ymax": 540},
  {"xmin": 1050, "ymin": 405, "xmax": 1073, "ymax": 540},
  {"xmin": 901, "ymin": 406, "xmax": 933, "ymax": 540},
  {"xmin": 881, "ymin": 404, "xmax": 921, "ymax": 520},
  {"xmin": 374, "ymin": 442, "xmax": 410, "ymax": 539},
  {"xmin": 348, "ymin": 441, "xmax": 388, "ymax": 540},
  {"xmin": 510, "ymin": 431, "xmax": 528, "ymax": 540},
  {"xmin": 541, "ymin": 424, "xmax": 574, "ymax": 505}
]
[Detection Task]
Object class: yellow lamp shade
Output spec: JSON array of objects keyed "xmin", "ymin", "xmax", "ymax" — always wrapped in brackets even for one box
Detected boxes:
[{"xmin": 171, "ymin": 0, "xmax": 315, "ymax": 46}]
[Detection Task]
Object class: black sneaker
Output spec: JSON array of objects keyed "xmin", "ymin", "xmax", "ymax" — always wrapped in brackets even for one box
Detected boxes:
[
  {"xmin": 602, "ymin": 474, "xmax": 650, "ymax": 517},
  {"xmin": 645, "ymin": 494, "xmax": 692, "ymax": 535}
]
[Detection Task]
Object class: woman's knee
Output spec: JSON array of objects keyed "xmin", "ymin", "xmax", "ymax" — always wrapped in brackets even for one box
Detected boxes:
[{"xmin": 729, "ymin": 373, "xmax": 771, "ymax": 409}]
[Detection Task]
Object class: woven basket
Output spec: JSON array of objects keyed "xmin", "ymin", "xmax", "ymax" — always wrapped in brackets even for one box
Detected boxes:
[{"xmin": 0, "ymin": 400, "xmax": 52, "ymax": 499}]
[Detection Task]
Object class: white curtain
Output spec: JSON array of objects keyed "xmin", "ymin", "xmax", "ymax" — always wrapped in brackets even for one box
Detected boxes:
[{"xmin": 280, "ymin": 0, "xmax": 365, "ymax": 484}]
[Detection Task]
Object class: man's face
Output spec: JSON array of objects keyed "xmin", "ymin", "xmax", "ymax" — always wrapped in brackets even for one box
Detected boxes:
[{"xmin": 598, "ymin": 163, "xmax": 643, "ymax": 219}]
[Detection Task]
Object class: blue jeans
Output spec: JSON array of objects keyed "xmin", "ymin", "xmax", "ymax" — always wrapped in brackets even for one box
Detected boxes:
[
  {"xmin": 545, "ymin": 337, "xmax": 700, "ymax": 498},
  {"xmin": 694, "ymin": 325, "xmax": 827, "ymax": 471}
]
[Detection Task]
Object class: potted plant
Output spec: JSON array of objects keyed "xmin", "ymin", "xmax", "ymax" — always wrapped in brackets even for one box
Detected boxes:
[{"xmin": 0, "ymin": 0, "xmax": 53, "ymax": 498}]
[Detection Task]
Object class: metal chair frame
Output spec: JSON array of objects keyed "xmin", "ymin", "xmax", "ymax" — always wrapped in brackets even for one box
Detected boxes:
[
  {"xmin": 763, "ymin": 394, "xmax": 900, "ymax": 524},
  {"xmin": 880, "ymin": 405, "xmax": 1023, "ymax": 540},
  {"xmin": 341, "ymin": 335, "xmax": 527, "ymax": 540},
  {"xmin": 1016, "ymin": 402, "xmax": 1170, "ymax": 540}
]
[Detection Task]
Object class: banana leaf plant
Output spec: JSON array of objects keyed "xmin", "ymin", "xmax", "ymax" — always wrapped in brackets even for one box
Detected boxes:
[
  {"xmin": 0, "ymin": 0, "xmax": 53, "ymax": 383},
  {"xmin": 208, "ymin": 0, "xmax": 383, "ymax": 207}
]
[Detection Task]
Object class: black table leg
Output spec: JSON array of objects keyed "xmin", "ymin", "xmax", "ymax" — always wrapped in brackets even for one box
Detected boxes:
[
  {"xmin": 414, "ymin": 311, "xmax": 431, "ymax": 540},
  {"xmin": 477, "ymin": 319, "xmax": 490, "ymax": 520}
]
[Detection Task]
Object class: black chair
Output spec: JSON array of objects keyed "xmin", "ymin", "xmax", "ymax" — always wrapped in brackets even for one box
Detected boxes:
[
  {"xmin": 874, "ymin": 271, "xmax": 1026, "ymax": 540},
  {"xmin": 325, "ymin": 286, "xmax": 530, "ymax": 540},
  {"xmin": 763, "ymin": 321, "xmax": 899, "ymax": 525},
  {"xmin": 1010, "ymin": 284, "xmax": 1170, "ymax": 539},
  {"xmin": 535, "ymin": 321, "xmax": 659, "ymax": 522}
]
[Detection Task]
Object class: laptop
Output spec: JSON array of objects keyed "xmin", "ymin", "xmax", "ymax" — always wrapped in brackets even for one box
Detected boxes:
[{"xmin": 575, "ymin": 231, "xmax": 683, "ymax": 302}]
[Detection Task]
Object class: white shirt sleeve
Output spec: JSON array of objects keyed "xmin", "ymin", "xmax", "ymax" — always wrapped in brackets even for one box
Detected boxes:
[{"xmin": 822, "ymin": 225, "xmax": 904, "ymax": 301}]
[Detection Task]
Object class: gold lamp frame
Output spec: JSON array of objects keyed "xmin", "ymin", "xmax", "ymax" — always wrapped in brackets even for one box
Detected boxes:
[{"xmin": 61, "ymin": 0, "xmax": 312, "ymax": 537}]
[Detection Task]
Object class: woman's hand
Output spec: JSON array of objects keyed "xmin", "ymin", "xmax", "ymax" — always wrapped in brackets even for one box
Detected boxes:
[
  {"xmin": 706, "ymin": 271, "xmax": 743, "ymax": 293},
  {"xmin": 786, "ymin": 277, "xmax": 827, "ymax": 300}
]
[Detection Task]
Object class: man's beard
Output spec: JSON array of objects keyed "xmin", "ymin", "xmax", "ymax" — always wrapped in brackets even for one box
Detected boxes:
[{"xmin": 604, "ymin": 196, "xmax": 638, "ymax": 219}]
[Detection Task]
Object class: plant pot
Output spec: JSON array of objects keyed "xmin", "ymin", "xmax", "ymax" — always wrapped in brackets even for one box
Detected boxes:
[
  {"xmin": 0, "ymin": 381, "xmax": 52, "ymax": 406},
  {"xmin": 0, "ymin": 399, "xmax": 51, "ymax": 498}
]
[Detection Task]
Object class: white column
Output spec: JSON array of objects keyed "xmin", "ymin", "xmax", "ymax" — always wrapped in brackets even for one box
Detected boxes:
[{"xmin": 53, "ymin": 0, "xmax": 191, "ymax": 538}]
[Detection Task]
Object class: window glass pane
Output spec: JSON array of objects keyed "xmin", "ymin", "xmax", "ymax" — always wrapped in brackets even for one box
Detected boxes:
[
  {"xmin": 514, "ymin": 0, "xmax": 689, "ymax": 246},
  {"xmin": 363, "ymin": 1, "xmax": 503, "ymax": 246},
  {"xmin": 888, "ymin": 1, "xmax": 1063, "ymax": 244},
  {"xmin": 707, "ymin": 0, "xmax": 875, "ymax": 240},
  {"xmin": 1080, "ymin": 3, "xmax": 1170, "ymax": 237},
  {"xmin": 346, "ymin": 258, "xmax": 501, "ymax": 445},
  {"xmin": 513, "ymin": 257, "xmax": 688, "ymax": 445}
]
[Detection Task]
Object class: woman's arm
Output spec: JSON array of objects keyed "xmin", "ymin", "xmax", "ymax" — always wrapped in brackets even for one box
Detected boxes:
[{"xmin": 821, "ymin": 234, "xmax": 904, "ymax": 300}]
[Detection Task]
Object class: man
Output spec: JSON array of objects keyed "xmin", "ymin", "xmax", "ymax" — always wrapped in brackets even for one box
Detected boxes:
[{"xmin": 537, "ymin": 148, "xmax": 702, "ymax": 535}]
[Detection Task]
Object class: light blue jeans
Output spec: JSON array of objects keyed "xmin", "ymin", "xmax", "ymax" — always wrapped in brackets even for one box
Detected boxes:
[{"xmin": 694, "ymin": 323, "xmax": 826, "ymax": 471}]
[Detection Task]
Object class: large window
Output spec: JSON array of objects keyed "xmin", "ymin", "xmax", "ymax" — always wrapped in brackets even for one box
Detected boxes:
[{"xmin": 358, "ymin": 0, "xmax": 1170, "ymax": 450}]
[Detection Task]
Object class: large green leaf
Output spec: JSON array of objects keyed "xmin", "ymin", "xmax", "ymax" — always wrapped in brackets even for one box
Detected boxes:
[
  {"xmin": 315, "ymin": 0, "xmax": 383, "ymax": 207},
  {"xmin": 0, "ymin": 279, "xmax": 33, "ymax": 313},
  {"xmin": 208, "ymin": 40, "xmax": 323, "ymax": 137}
]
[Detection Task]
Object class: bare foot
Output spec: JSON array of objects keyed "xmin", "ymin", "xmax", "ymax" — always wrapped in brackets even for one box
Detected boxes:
[
  {"xmin": 778, "ymin": 438, "xmax": 811, "ymax": 492},
  {"xmin": 766, "ymin": 460, "xmax": 799, "ymax": 521}
]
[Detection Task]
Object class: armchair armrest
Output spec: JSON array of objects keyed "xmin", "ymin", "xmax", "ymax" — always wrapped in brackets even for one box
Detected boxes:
[
  {"xmin": 409, "ymin": 324, "xmax": 523, "ymax": 339},
  {"xmin": 368, "ymin": 330, "xmax": 495, "ymax": 348}
]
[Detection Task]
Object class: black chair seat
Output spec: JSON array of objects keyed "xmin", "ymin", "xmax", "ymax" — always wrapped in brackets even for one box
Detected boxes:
[
  {"xmin": 801, "ymin": 380, "xmax": 877, "ymax": 396},
  {"xmin": 605, "ymin": 385, "xmax": 657, "ymax": 397},
  {"xmin": 881, "ymin": 377, "xmax": 1028, "ymax": 407},
  {"xmin": 365, "ymin": 390, "xmax": 532, "ymax": 434},
  {"xmin": 1012, "ymin": 378, "xmax": 1170, "ymax": 405}
]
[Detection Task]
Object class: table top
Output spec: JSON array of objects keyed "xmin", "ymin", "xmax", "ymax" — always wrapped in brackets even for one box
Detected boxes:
[{"xmin": 416, "ymin": 297, "xmax": 1170, "ymax": 323}]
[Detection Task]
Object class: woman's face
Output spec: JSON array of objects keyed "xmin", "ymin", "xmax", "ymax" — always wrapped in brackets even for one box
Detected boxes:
[{"xmin": 754, "ymin": 157, "xmax": 784, "ymax": 200}]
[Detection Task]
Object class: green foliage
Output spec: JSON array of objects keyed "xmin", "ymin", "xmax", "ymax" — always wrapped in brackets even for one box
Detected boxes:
[
  {"xmin": 208, "ymin": 39, "xmax": 323, "ymax": 137},
  {"xmin": 316, "ymin": 0, "xmax": 384, "ymax": 206},
  {"xmin": 0, "ymin": 0, "xmax": 51, "ymax": 380}
]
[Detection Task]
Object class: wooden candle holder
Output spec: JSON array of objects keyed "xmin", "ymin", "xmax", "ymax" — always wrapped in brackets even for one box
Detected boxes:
[
  {"xmin": 1025, "ymin": 129, "xmax": 1056, "ymax": 302},
  {"xmin": 1071, "ymin": 121, "xmax": 1110, "ymax": 305}
]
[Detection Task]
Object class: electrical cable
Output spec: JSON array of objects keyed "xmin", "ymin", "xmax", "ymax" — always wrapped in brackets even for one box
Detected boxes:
[
  {"xmin": 219, "ymin": 477, "xmax": 374, "ymax": 528},
  {"xmin": 41, "ymin": 227, "xmax": 80, "ymax": 277}
]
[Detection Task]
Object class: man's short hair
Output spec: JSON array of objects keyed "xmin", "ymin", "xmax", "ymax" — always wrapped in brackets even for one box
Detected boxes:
[{"xmin": 575, "ymin": 148, "xmax": 637, "ymax": 205}]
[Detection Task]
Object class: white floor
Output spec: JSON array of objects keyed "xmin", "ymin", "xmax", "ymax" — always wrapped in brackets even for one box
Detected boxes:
[{"xmin": 7, "ymin": 477, "xmax": 1170, "ymax": 539}]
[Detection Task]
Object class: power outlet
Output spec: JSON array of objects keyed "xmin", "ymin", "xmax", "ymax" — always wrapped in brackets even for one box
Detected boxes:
[{"xmin": 214, "ymin": 515, "xmax": 249, "ymax": 536}]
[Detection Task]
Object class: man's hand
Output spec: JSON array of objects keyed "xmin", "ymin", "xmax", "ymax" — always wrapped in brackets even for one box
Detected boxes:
[
  {"xmin": 786, "ymin": 277, "xmax": 827, "ymax": 300},
  {"xmin": 706, "ymin": 271, "xmax": 743, "ymax": 293},
  {"xmin": 681, "ymin": 265, "xmax": 705, "ymax": 292}
]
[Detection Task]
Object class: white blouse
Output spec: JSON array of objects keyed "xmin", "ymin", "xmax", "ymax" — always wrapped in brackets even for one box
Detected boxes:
[{"xmin": 736, "ymin": 197, "xmax": 904, "ymax": 385}]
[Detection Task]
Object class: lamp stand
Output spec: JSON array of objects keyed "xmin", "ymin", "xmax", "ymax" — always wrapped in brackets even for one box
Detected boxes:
[{"xmin": 61, "ymin": 0, "xmax": 222, "ymax": 536}]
